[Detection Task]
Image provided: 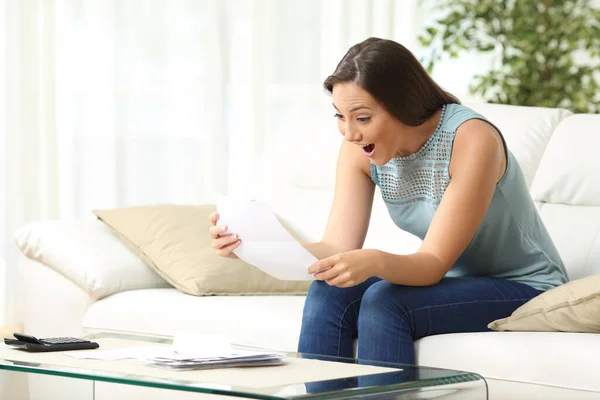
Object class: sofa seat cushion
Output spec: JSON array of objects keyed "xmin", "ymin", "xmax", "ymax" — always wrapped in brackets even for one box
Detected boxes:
[
  {"xmin": 83, "ymin": 289, "xmax": 600, "ymax": 393},
  {"xmin": 415, "ymin": 331, "xmax": 600, "ymax": 392},
  {"xmin": 82, "ymin": 288, "xmax": 307, "ymax": 352}
]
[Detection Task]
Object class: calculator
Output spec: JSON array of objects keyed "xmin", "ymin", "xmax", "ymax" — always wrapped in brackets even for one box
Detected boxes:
[{"xmin": 4, "ymin": 333, "xmax": 99, "ymax": 352}]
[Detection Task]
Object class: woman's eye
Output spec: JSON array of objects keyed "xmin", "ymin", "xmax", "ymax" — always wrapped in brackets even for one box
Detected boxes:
[
  {"xmin": 357, "ymin": 117, "xmax": 371, "ymax": 122},
  {"xmin": 334, "ymin": 113, "xmax": 344, "ymax": 119}
]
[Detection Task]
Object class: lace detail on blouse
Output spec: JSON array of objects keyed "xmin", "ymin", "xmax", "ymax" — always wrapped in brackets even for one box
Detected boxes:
[{"xmin": 372, "ymin": 104, "xmax": 454, "ymax": 207}]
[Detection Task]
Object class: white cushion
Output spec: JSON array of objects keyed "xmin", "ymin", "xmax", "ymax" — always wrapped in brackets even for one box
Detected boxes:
[
  {"xmin": 256, "ymin": 185, "xmax": 334, "ymax": 243},
  {"xmin": 282, "ymin": 131, "xmax": 342, "ymax": 192},
  {"xmin": 531, "ymin": 114, "xmax": 600, "ymax": 206},
  {"xmin": 266, "ymin": 98, "xmax": 341, "ymax": 192},
  {"xmin": 83, "ymin": 288, "xmax": 306, "ymax": 352},
  {"xmin": 22, "ymin": 257, "xmax": 94, "ymax": 338},
  {"xmin": 415, "ymin": 332, "xmax": 600, "ymax": 392},
  {"xmin": 15, "ymin": 220, "xmax": 170, "ymax": 299},
  {"xmin": 465, "ymin": 102, "xmax": 572, "ymax": 188},
  {"xmin": 537, "ymin": 203, "xmax": 600, "ymax": 280},
  {"xmin": 485, "ymin": 380, "xmax": 600, "ymax": 399}
]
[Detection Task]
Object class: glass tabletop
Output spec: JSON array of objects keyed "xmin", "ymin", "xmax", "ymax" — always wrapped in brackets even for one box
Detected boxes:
[{"xmin": 0, "ymin": 331, "xmax": 486, "ymax": 399}]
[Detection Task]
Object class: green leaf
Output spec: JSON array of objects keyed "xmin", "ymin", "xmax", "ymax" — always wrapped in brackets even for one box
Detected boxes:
[
  {"xmin": 426, "ymin": 27, "xmax": 438, "ymax": 37},
  {"xmin": 418, "ymin": 0, "xmax": 600, "ymax": 113}
]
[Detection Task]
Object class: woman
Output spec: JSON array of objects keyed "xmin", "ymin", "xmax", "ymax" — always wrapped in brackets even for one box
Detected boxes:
[{"xmin": 209, "ymin": 37, "xmax": 568, "ymax": 366}]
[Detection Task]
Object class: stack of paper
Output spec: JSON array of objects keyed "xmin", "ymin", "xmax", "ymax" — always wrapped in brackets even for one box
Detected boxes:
[
  {"xmin": 144, "ymin": 348, "xmax": 285, "ymax": 370},
  {"xmin": 65, "ymin": 334, "xmax": 286, "ymax": 371},
  {"xmin": 66, "ymin": 345, "xmax": 285, "ymax": 371}
]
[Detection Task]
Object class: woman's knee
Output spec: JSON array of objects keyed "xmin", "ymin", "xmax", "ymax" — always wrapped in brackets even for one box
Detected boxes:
[
  {"xmin": 358, "ymin": 281, "xmax": 413, "ymax": 326},
  {"xmin": 302, "ymin": 281, "xmax": 334, "ymax": 318},
  {"xmin": 357, "ymin": 281, "xmax": 416, "ymax": 361},
  {"xmin": 302, "ymin": 278, "xmax": 379, "ymax": 325},
  {"xmin": 361, "ymin": 280, "xmax": 402, "ymax": 310}
]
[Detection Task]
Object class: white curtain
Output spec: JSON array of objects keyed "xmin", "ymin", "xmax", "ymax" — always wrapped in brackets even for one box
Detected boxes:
[{"xmin": 0, "ymin": 0, "xmax": 420, "ymax": 329}]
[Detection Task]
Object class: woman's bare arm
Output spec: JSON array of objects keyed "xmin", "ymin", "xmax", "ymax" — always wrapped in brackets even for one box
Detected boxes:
[
  {"xmin": 374, "ymin": 120, "xmax": 505, "ymax": 285},
  {"xmin": 303, "ymin": 140, "xmax": 375, "ymax": 259}
]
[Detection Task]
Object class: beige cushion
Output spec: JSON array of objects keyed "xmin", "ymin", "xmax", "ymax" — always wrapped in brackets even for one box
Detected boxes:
[
  {"xmin": 488, "ymin": 274, "xmax": 600, "ymax": 332},
  {"xmin": 93, "ymin": 205, "xmax": 311, "ymax": 296}
]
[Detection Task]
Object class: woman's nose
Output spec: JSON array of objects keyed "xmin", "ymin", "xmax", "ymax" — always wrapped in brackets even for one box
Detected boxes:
[{"xmin": 342, "ymin": 124, "xmax": 360, "ymax": 142}]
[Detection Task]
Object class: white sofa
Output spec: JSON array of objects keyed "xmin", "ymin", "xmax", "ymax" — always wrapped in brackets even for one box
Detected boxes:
[{"xmin": 15, "ymin": 102, "xmax": 600, "ymax": 400}]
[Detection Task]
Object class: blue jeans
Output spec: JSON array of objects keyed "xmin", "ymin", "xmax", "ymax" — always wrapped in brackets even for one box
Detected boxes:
[{"xmin": 298, "ymin": 276, "xmax": 542, "ymax": 366}]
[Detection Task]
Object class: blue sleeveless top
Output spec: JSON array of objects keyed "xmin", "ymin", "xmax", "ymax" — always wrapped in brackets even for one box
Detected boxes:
[{"xmin": 370, "ymin": 103, "xmax": 568, "ymax": 291}]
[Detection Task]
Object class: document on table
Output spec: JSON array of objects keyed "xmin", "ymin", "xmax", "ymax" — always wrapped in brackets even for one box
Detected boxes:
[
  {"xmin": 216, "ymin": 198, "xmax": 317, "ymax": 281},
  {"xmin": 144, "ymin": 348, "xmax": 285, "ymax": 370},
  {"xmin": 65, "ymin": 346, "xmax": 285, "ymax": 370}
]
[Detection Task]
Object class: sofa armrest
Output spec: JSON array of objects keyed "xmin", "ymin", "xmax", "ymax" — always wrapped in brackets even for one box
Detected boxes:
[{"xmin": 15, "ymin": 219, "xmax": 171, "ymax": 300}]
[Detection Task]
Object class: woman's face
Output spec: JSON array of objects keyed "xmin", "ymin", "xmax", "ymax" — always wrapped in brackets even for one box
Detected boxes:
[{"xmin": 331, "ymin": 82, "xmax": 404, "ymax": 166}]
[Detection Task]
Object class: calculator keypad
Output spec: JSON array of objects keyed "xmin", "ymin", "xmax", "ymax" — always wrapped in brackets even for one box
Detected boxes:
[{"xmin": 41, "ymin": 337, "xmax": 89, "ymax": 344}]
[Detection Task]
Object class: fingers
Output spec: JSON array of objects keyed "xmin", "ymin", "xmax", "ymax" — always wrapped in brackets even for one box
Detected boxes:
[
  {"xmin": 312, "ymin": 266, "xmax": 332, "ymax": 277},
  {"xmin": 208, "ymin": 212, "xmax": 240, "ymax": 259},
  {"xmin": 326, "ymin": 272, "xmax": 351, "ymax": 287},
  {"xmin": 314, "ymin": 265, "xmax": 340, "ymax": 281},
  {"xmin": 307, "ymin": 261, "xmax": 321, "ymax": 275},
  {"xmin": 209, "ymin": 224, "xmax": 228, "ymax": 239},
  {"xmin": 308, "ymin": 256, "xmax": 334, "ymax": 274},
  {"xmin": 216, "ymin": 237, "xmax": 241, "ymax": 258},
  {"xmin": 209, "ymin": 211, "xmax": 219, "ymax": 226},
  {"xmin": 212, "ymin": 233, "xmax": 239, "ymax": 249},
  {"xmin": 312, "ymin": 255, "xmax": 342, "ymax": 279}
]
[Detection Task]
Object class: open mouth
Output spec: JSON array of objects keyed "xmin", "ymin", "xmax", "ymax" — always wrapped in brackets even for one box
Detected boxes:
[{"xmin": 362, "ymin": 143, "xmax": 375, "ymax": 157}]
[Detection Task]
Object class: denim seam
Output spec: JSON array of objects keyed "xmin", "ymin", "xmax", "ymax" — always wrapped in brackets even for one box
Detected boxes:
[
  {"xmin": 336, "ymin": 297, "xmax": 363, "ymax": 358},
  {"xmin": 408, "ymin": 298, "xmax": 533, "ymax": 314}
]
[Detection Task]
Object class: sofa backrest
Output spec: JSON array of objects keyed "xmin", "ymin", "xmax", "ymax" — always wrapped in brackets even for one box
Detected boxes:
[
  {"xmin": 529, "ymin": 114, "xmax": 600, "ymax": 279},
  {"xmin": 467, "ymin": 104, "xmax": 600, "ymax": 280},
  {"xmin": 258, "ymin": 102, "xmax": 600, "ymax": 280}
]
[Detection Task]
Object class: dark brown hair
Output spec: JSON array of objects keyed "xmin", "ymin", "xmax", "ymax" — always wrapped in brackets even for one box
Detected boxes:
[{"xmin": 324, "ymin": 37, "xmax": 460, "ymax": 126}]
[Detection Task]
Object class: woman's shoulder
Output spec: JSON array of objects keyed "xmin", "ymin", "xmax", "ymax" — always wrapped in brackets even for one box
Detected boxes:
[
  {"xmin": 441, "ymin": 103, "xmax": 488, "ymax": 134},
  {"xmin": 338, "ymin": 139, "xmax": 373, "ymax": 178}
]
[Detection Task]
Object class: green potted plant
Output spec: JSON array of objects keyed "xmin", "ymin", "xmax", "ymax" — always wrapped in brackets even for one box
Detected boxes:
[{"xmin": 419, "ymin": 0, "xmax": 600, "ymax": 113}]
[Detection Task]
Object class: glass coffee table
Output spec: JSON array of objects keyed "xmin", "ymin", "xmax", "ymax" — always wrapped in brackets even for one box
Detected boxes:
[{"xmin": 0, "ymin": 332, "xmax": 487, "ymax": 399}]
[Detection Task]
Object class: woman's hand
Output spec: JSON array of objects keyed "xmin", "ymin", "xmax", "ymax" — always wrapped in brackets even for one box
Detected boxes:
[
  {"xmin": 307, "ymin": 249, "xmax": 381, "ymax": 288},
  {"xmin": 208, "ymin": 212, "xmax": 240, "ymax": 259}
]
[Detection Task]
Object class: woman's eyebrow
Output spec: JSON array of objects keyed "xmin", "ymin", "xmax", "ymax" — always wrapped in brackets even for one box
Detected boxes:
[{"xmin": 332, "ymin": 103, "xmax": 372, "ymax": 112}]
